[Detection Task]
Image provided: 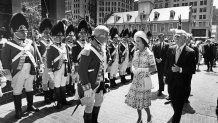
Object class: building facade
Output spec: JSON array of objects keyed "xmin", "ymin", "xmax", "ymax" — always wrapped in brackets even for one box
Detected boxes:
[
  {"xmin": 105, "ymin": 0, "xmax": 192, "ymax": 40},
  {"xmin": 70, "ymin": 0, "xmax": 97, "ymax": 26},
  {"xmin": 97, "ymin": 0, "xmax": 135, "ymax": 25},
  {"xmin": 154, "ymin": 0, "xmax": 214, "ymax": 39}
]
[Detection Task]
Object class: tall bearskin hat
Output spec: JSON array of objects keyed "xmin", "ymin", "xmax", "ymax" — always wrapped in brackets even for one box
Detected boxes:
[
  {"xmin": 110, "ymin": 27, "xmax": 119, "ymax": 39},
  {"xmin": 39, "ymin": 18, "xmax": 53, "ymax": 33},
  {"xmin": 110, "ymin": 27, "xmax": 114, "ymax": 36},
  {"xmin": 10, "ymin": 13, "xmax": 29, "ymax": 33},
  {"xmin": 122, "ymin": 28, "xmax": 130, "ymax": 38},
  {"xmin": 146, "ymin": 31, "xmax": 152, "ymax": 39},
  {"xmin": 66, "ymin": 24, "xmax": 76, "ymax": 36},
  {"xmin": 78, "ymin": 20, "xmax": 88, "ymax": 33},
  {"xmin": 50, "ymin": 21, "xmax": 65, "ymax": 36},
  {"xmin": 132, "ymin": 29, "xmax": 138, "ymax": 38},
  {"xmin": 119, "ymin": 29, "xmax": 124, "ymax": 37}
]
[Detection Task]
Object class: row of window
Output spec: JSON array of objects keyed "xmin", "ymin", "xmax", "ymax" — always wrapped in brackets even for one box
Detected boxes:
[
  {"xmin": 192, "ymin": 7, "xmax": 207, "ymax": 13},
  {"xmin": 99, "ymin": 7, "xmax": 129, "ymax": 13},
  {"xmin": 173, "ymin": 0, "xmax": 207, "ymax": 7}
]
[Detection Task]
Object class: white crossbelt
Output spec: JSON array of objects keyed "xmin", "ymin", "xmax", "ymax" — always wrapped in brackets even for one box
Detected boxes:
[
  {"xmin": 52, "ymin": 44, "xmax": 66, "ymax": 63},
  {"xmin": 40, "ymin": 40, "xmax": 52, "ymax": 58},
  {"xmin": 6, "ymin": 41, "xmax": 37, "ymax": 67}
]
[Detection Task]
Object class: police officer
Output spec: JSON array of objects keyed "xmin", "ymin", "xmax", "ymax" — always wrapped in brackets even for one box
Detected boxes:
[
  {"xmin": 47, "ymin": 21, "xmax": 71, "ymax": 109},
  {"xmin": 77, "ymin": 25, "xmax": 109, "ymax": 123},
  {"xmin": 119, "ymin": 29, "xmax": 130, "ymax": 84},
  {"xmin": 107, "ymin": 28, "xmax": 120, "ymax": 88},
  {"xmin": 38, "ymin": 18, "xmax": 54, "ymax": 104},
  {"xmin": 65, "ymin": 24, "xmax": 77, "ymax": 96},
  {"xmin": 1, "ymin": 13, "xmax": 41, "ymax": 119}
]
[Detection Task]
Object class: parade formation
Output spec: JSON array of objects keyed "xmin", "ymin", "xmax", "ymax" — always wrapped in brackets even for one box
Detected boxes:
[{"xmin": 0, "ymin": 11, "xmax": 218, "ymax": 123}]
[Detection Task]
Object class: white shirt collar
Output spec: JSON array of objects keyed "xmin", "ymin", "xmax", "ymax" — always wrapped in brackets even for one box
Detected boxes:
[{"xmin": 177, "ymin": 43, "xmax": 186, "ymax": 51}]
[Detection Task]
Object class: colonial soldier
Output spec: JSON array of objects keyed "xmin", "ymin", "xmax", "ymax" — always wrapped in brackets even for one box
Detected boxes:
[
  {"xmin": 47, "ymin": 21, "xmax": 71, "ymax": 109},
  {"xmin": 77, "ymin": 25, "xmax": 109, "ymax": 123},
  {"xmin": 127, "ymin": 29, "xmax": 137, "ymax": 81},
  {"xmin": 107, "ymin": 28, "xmax": 119, "ymax": 88},
  {"xmin": 38, "ymin": 18, "xmax": 54, "ymax": 104},
  {"xmin": 119, "ymin": 29, "xmax": 130, "ymax": 84},
  {"xmin": 1, "ymin": 13, "xmax": 41, "ymax": 119},
  {"xmin": 65, "ymin": 24, "xmax": 77, "ymax": 96},
  {"xmin": 71, "ymin": 20, "xmax": 88, "ymax": 78}
]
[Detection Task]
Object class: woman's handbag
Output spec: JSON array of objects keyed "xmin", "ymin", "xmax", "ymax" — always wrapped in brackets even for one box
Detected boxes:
[{"xmin": 142, "ymin": 75, "xmax": 153, "ymax": 91}]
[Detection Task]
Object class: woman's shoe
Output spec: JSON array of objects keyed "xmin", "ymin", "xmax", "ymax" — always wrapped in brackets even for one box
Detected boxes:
[{"xmin": 147, "ymin": 115, "xmax": 152, "ymax": 123}]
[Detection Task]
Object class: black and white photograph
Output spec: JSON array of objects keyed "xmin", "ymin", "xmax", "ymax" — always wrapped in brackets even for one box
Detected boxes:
[{"xmin": 0, "ymin": 0, "xmax": 218, "ymax": 123}]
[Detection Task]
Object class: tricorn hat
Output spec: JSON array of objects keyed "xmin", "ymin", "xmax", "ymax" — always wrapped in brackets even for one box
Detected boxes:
[
  {"xmin": 39, "ymin": 18, "xmax": 53, "ymax": 33},
  {"xmin": 78, "ymin": 20, "xmax": 88, "ymax": 33},
  {"xmin": 10, "ymin": 13, "xmax": 29, "ymax": 32},
  {"xmin": 50, "ymin": 21, "xmax": 65, "ymax": 36}
]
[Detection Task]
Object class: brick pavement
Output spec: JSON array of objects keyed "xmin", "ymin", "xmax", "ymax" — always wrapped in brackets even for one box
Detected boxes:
[{"xmin": 0, "ymin": 65, "xmax": 217, "ymax": 123}]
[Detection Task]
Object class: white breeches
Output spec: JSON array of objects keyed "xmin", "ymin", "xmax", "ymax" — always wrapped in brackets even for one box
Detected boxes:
[
  {"xmin": 53, "ymin": 65, "xmax": 67, "ymax": 88},
  {"xmin": 12, "ymin": 63, "xmax": 34, "ymax": 95}
]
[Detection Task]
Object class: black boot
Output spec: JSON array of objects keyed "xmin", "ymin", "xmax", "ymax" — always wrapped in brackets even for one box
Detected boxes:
[
  {"xmin": 26, "ymin": 91, "xmax": 39, "ymax": 112},
  {"xmin": 60, "ymin": 86, "xmax": 71, "ymax": 106},
  {"xmin": 49, "ymin": 89, "xmax": 55, "ymax": 102},
  {"xmin": 110, "ymin": 78, "xmax": 117, "ymax": 88},
  {"xmin": 83, "ymin": 112, "xmax": 92, "ymax": 123},
  {"xmin": 130, "ymin": 73, "xmax": 134, "ymax": 81},
  {"xmin": 55, "ymin": 87, "xmax": 62, "ymax": 109},
  {"xmin": 43, "ymin": 90, "xmax": 50, "ymax": 104},
  {"xmin": 92, "ymin": 106, "xmax": 100, "ymax": 123},
  {"xmin": 13, "ymin": 95, "xmax": 22, "ymax": 119},
  {"xmin": 120, "ymin": 75, "xmax": 126, "ymax": 84}
]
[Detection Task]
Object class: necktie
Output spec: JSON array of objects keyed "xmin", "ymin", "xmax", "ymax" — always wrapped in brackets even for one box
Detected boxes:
[{"xmin": 175, "ymin": 48, "xmax": 181, "ymax": 63}]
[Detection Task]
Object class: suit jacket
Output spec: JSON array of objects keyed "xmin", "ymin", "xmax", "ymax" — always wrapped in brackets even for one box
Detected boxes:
[
  {"xmin": 164, "ymin": 45, "xmax": 195, "ymax": 100},
  {"xmin": 152, "ymin": 42, "xmax": 169, "ymax": 69},
  {"xmin": 204, "ymin": 43, "xmax": 216, "ymax": 60},
  {"xmin": 188, "ymin": 43, "xmax": 199, "ymax": 67}
]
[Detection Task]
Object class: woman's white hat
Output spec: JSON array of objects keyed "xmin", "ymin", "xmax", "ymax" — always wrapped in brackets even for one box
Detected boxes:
[{"xmin": 134, "ymin": 31, "xmax": 149, "ymax": 44}]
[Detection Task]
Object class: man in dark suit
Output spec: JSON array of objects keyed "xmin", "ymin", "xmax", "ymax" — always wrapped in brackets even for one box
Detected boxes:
[
  {"xmin": 152, "ymin": 33, "xmax": 169, "ymax": 96},
  {"xmin": 204, "ymin": 39, "xmax": 216, "ymax": 72},
  {"xmin": 164, "ymin": 30, "xmax": 196, "ymax": 123}
]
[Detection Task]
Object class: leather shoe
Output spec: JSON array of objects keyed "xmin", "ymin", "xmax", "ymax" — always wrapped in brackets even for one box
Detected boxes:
[
  {"xmin": 164, "ymin": 100, "xmax": 171, "ymax": 105},
  {"xmin": 27, "ymin": 106, "xmax": 39, "ymax": 112},
  {"xmin": 157, "ymin": 91, "xmax": 163, "ymax": 96}
]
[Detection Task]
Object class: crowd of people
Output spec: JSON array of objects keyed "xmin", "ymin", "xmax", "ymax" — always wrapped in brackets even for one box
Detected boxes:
[{"xmin": 0, "ymin": 12, "xmax": 218, "ymax": 123}]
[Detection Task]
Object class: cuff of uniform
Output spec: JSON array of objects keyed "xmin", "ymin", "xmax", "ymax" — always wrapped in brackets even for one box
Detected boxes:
[
  {"xmin": 82, "ymin": 83, "xmax": 91, "ymax": 91},
  {"xmin": 73, "ymin": 63, "xmax": 79, "ymax": 66}
]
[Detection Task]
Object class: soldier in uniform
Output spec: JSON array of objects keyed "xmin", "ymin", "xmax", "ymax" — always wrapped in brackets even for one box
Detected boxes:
[
  {"xmin": 107, "ymin": 28, "xmax": 120, "ymax": 88},
  {"xmin": 38, "ymin": 18, "xmax": 54, "ymax": 104},
  {"xmin": 1, "ymin": 13, "xmax": 41, "ymax": 119},
  {"xmin": 119, "ymin": 29, "xmax": 130, "ymax": 84},
  {"xmin": 126, "ymin": 29, "xmax": 136, "ymax": 81},
  {"xmin": 47, "ymin": 21, "xmax": 71, "ymax": 109},
  {"xmin": 77, "ymin": 25, "xmax": 109, "ymax": 123},
  {"xmin": 65, "ymin": 24, "xmax": 77, "ymax": 96}
]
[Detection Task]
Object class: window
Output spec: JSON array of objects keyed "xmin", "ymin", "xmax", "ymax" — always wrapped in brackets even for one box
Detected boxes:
[
  {"xmin": 170, "ymin": 10, "xmax": 175, "ymax": 18},
  {"xmin": 200, "ymin": 7, "xmax": 206, "ymax": 12},
  {"xmin": 192, "ymin": 8, "xmax": 197, "ymax": 13},
  {"xmin": 194, "ymin": 1, "xmax": 197, "ymax": 6},
  {"xmin": 165, "ymin": 3, "xmax": 168, "ymax": 8},
  {"xmin": 204, "ymin": 0, "xmax": 207, "ymax": 5},
  {"xmin": 200, "ymin": 1, "xmax": 203, "ymax": 5},
  {"xmin": 154, "ymin": 12, "xmax": 160, "ymax": 20},
  {"xmin": 199, "ymin": 15, "xmax": 202, "ymax": 19},
  {"xmin": 203, "ymin": 15, "xmax": 206, "ymax": 19},
  {"xmin": 153, "ymin": 24, "xmax": 157, "ymax": 32},
  {"xmin": 168, "ymin": 23, "xmax": 173, "ymax": 32},
  {"xmin": 160, "ymin": 24, "xmax": 165, "ymax": 33},
  {"xmin": 190, "ymin": 2, "xmax": 193, "ymax": 6},
  {"xmin": 192, "ymin": 15, "xmax": 196, "ymax": 19}
]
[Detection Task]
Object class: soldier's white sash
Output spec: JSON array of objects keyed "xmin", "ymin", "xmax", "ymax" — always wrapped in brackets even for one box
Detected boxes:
[
  {"xmin": 89, "ymin": 46, "xmax": 103, "ymax": 62},
  {"xmin": 40, "ymin": 39, "xmax": 52, "ymax": 57},
  {"xmin": 52, "ymin": 44, "xmax": 66, "ymax": 63},
  {"xmin": 6, "ymin": 41, "xmax": 37, "ymax": 67}
]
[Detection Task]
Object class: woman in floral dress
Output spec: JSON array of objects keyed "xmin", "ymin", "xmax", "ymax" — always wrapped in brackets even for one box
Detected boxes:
[{"xmin": 125, "ymin": 31, "xmax": 156, "ymax": 123}]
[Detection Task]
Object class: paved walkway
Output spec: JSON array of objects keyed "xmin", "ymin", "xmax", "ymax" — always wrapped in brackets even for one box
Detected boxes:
[{"xmin": 0, "ymin": 65, "xmax": 218, "ymax": 123}]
